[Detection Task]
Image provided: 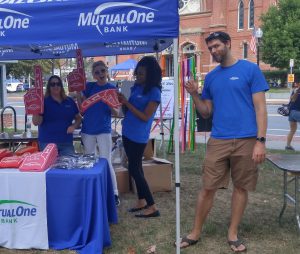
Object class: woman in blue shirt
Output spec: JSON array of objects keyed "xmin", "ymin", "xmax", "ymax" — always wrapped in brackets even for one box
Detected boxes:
[
  {"xmin": 76, "ymin": 60, "xmax": 120, "ymax": 206},
  {"xmin": 32, "ymin": 75, "xmax": 82, "ymax": 156},
  {"xmin": 118, "ymin": 56, "xmax": 162, "ymax": 218}
]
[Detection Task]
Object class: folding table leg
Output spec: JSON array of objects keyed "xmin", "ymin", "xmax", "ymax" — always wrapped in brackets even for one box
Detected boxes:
[
  {"xmin": 295, "ymin": 175, "xmax": 300, "ymax": 232},
  {"xmin": 279, "ymin": 171, "xmax": 287, "ymax": 225}
]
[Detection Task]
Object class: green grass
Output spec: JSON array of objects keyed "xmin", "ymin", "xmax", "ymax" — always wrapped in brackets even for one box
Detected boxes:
[
  {"xmin": 106, "ymin": 145, "xmax": 300, "ymax": 254},
  {"xmin": 268, "ymin": 88, "xmax": 290, "ymax": 93},
  {"xmin": 1, "ymin": 145, "xmax": 300, "ymax": 254}
]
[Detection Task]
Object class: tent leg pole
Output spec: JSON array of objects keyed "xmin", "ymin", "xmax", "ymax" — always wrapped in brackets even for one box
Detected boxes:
[
  {"xmin": 173, "ymin": 38, "xmax": 181, "ymax": 254},
  {"xmin": 155, "ymin": 50, "xmax": 166, "ymax": 158}
]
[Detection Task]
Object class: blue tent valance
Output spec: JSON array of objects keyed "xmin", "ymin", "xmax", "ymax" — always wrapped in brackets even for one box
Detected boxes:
[{"xmin": 0, "ymin": 0, "xmax": 179, "ymax": 60}]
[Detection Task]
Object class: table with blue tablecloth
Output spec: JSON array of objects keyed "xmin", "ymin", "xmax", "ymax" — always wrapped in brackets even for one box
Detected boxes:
[
  {"xmin": 0, "ymin": 158, "xmax": 118, "ymax": 254},
  {"xmin": 47, "ymin": 158, "xmax": 118, "ymax": 254}
]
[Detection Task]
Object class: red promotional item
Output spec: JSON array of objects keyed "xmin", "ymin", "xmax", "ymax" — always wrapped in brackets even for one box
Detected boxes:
[
  {"xmin": 0, "ymin": 154, "xmax": 29, "ymax": 168},
  {"xmin": 19, "ymin": 143, "xmax": 58, "ymax": 172},
  {"xmin": 34, "ymin": 65, "xmax": 44, "ymax": 98},
  {"xmin": 24, "ymin": 65, "xmax": 44, "ymax": 115},
  {"xmin": 15, "ymin": 146, "xmax": 39, "ymax": 156},
  {"xmin": 0, "ymin": 149, "xmax": 13, "ymax": 160},
  {"xmin": 100, "ymin": 89, "xmax": 121, "ymax": 108},
  {"xmin": 81, "ymin": 89, "xmax": 121, "ymax": 113},
  {"xmin": 24, "ymin": 88, "xmax": 43, "ymax": 115},
  {"xmin": 67, "ymin": 69, "xmax": 86, "ymax": 92},
  {"xmin": 67, "ymin": 49, "xmax": 86, "ymax": 92}
]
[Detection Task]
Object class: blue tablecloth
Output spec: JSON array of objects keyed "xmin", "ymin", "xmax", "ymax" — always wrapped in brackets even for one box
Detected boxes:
[{"xmin": 46, "ymin": 158, "xmax": 118, "ymax": 254}]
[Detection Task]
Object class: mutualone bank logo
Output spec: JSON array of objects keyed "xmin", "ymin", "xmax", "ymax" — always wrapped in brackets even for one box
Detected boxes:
[
  {"xmin": 0, "ymin": 7, "xmax": 32, "ymax": 37},
  {"xmin": 0, "ymin": 200, "xmax": 37, "ymax": 224},
  {"xmin": 78, "ymin": 2, "xmax": 157, "ymax": 36}
]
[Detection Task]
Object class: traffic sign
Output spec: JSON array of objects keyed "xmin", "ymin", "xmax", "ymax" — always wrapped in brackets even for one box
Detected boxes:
[
  {"xmin": 290, "ymin": 59, "xmax": 294, "ymax": 68},
  {"xmin": 288, "ymin": 74, "xmax": 294, "ymax": 83}
]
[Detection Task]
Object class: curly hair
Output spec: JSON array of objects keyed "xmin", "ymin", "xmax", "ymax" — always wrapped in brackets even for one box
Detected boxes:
[
  {"xmin": 45, "ymin": 75, "xmax": 67, "ymax": 100},
  {"xmin": 134, "ymin": 56, "xmax": 162, "ymax": 94}
]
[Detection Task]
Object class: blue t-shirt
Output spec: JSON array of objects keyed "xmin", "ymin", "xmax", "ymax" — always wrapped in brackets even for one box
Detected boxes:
[
  {"xmin": 81, "ymin": 82, "xmax": 116, "ymax": 135},
  {"xmin": 290, "ymin": 89, "xmax": 300, "ymax": 111},
  {"xmin": 38, "ymin": 96, "xmax": 79, "ymax": 143},
  {"xmin": 122, "ymin": 84, "xmax": 161, "ymax": 143},
  {"xmin": 201, "ymin": 60, "xmax": 269, "ymax": 139}
]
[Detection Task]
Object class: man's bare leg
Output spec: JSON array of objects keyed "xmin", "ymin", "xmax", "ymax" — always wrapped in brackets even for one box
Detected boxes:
[
  {"xmin": 228, "ymin": 186, "xmax": 248, "ymax": 252},
  {"xmin": 180, "ymin": 188, "xmax": 217, "ymax": 248}
]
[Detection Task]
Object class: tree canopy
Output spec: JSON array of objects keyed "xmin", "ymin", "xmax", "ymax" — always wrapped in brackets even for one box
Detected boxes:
[
  {"xmin": 261, "ymin": 0, "xmax": 300, "ymax": 69},
  {"xmin": 6, "ymin": 60, "xmax": 60, "ymax": 80}
]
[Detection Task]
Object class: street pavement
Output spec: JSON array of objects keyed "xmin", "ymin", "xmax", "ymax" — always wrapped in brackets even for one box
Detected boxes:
[{"xmin": 2, "ymin": 92, "xmax": 300, "ymax": 152}]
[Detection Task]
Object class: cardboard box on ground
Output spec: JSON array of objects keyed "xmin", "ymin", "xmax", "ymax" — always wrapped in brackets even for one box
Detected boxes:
[
  {"xmin": 114, "ymin": 165, "xmax": 130, "ymax": 194},
  {"xmin": 114, "ymin": 157, "xmax": 173, "ymax": 194},
  {"xmin": 113, "ymin": 139, "xmax": 173, "ymax": 194},
  {"xmin": 143, "ymin": 138, "xmax": 156, "ymax": 160},
  {"xmin": 112, "ymin": 138, "xmax": 156, "ymax": 166}
]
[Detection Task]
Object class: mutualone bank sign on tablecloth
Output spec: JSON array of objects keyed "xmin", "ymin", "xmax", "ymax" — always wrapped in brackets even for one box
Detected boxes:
[{"xmin": 0, "ymin": 169, "xmax": 48, "ymax": 249}]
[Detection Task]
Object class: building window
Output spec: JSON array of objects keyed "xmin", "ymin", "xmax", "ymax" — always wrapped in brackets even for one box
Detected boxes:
[
  {"xmin": 243, "ymin": 43, "xmax": 248, "ymax": 59},
  {"xmin": 165, "ymin": 55, "xmax": 174, "ymax": 77},
  {"xmin": 238, "ymin": 0, "xmax": 244, "ymax": 30},
  {"xmin": 179, "ymin": 0, "xmax": 189, "ymax": 10},
  {"xmin": 182, "ymin": 43, "xmax": 196, "ymax": 54},
  {"xmin": 249, "ymin": 0, "xmax": 254, "ymax": 28}
]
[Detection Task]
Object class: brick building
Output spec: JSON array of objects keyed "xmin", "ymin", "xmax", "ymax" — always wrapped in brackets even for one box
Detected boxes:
[{"xmin": 97, "ymin": 0, "xmax": 278, "ymax": 80}]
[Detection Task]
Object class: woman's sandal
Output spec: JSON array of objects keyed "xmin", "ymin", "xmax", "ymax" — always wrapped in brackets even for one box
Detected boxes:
[{"xmin": 127, "ymin": 205, "xmax": 148, "ymax": 213}]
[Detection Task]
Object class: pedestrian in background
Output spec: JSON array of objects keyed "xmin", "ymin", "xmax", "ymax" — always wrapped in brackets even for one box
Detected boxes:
[{"xmin": 286, "ymin": 82, "xmax": 300, "ymax": 151}]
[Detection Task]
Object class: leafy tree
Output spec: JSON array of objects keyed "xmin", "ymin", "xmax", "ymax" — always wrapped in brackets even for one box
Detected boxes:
[
  {"xmin": 261, "ymin": 0, "xmax": 300, "ymax": 69},
  {"xmin": 6, "ymin": 59, "xmax": 60, "ymax": 80}
]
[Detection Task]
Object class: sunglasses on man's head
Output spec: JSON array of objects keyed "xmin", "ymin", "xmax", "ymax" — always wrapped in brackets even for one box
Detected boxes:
[
  {"xmin": 205, "ymin": 32, "xmax": 230, "ymax": 42},
  {"xmin": 49, "ymin": 82, "xmax": 61, "ymax": 87},
  {"xmin": 94, "ymin": 69, "xmax": 107, "ymax": 75}
]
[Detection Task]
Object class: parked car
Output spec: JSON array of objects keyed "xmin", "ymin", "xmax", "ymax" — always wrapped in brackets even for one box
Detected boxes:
[{"xmin": 6, "ymin": 79, "xmax": 24, "ymax": 92}]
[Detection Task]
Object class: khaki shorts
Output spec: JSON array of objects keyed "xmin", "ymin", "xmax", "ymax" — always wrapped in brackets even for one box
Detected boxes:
[{"xmin": 202, "ymin": 137, "xmax": 258, "ymax": 191}]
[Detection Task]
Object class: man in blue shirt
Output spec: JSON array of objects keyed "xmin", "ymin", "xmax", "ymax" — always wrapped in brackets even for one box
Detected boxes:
[{"xmin": 178, "ymin": 32, "xmax": 268, "ymax": 252}]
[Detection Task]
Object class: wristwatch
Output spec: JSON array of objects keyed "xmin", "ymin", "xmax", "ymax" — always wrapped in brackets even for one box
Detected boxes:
[{"xmin": 256, "ymin": 137, "xmax": 266, "ymax": 143}]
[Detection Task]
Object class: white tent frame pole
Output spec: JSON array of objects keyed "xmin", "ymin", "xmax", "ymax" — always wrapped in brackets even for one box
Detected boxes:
[
  {"xmin": 155, "ymin": 50, "xmax": 166, "ymax": 158},
  {"xmin": 173, "ymin": 38, "xmax": 181, "ymax": 254}
]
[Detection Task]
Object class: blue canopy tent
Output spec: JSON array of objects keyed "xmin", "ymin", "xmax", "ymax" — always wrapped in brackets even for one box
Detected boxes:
[
  {"xmin": 110, "ymin": 59, "xmax": 137, "ymax": 71},
  {"xmin": 0, "ymin": 1, "xmax": 182, "ymax": 253},
  {"xmin": 110, "ymin": 59, "xmax": 137, "ymax": 80},
  {"xmin": 0, "ymin": 0, "xmax": 177, "ymax": 60}
]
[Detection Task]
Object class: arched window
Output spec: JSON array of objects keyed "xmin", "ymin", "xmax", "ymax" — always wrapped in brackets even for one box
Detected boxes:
[
  {"xmin": 182, "ymin": 43, "xmax": 198, "ymax": 70},
  {"xmin": 249, "ymin": 0, "xmax": 254, "ymax": 28},
  {"xmin": 182, "ymin": 43, "xmax": 196, "ymax": 54},
  {"xmin": 238, "ymin": 0, "xmax": 244, "ymax": 30}
]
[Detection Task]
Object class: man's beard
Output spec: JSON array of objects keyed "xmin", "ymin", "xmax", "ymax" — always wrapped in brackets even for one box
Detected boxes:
[{"xmin": 212, "ymin": 54, "xmax": 222, "ymax": 63}]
